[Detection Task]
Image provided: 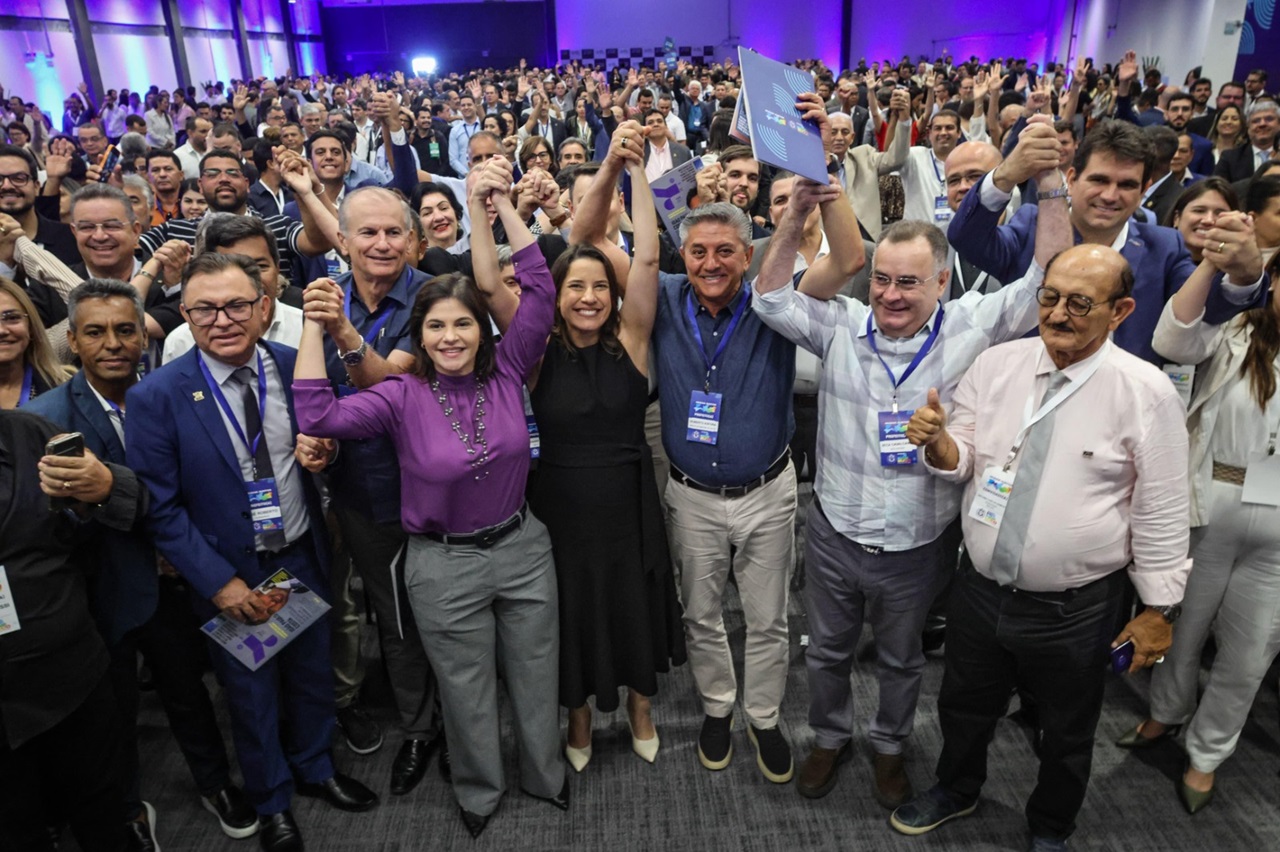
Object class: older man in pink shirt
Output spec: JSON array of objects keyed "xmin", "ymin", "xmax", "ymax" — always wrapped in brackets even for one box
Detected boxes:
[{"xmin": 889, "ymin": 243, "xmax": 1191, "ymax": 852}]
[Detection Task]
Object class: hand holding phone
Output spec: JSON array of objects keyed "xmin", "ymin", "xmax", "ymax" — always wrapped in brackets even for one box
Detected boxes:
[{"xmin": 1110, "ymin": 640, "xmax": 1134, "ymax": 675}]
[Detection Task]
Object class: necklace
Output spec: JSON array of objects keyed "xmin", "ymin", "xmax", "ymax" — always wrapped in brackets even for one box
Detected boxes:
[{"xmin": 430, "ymin": 377, "xmax": 490, "ymax": 480}]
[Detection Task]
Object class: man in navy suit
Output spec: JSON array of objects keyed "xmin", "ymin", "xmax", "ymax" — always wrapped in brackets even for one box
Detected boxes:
[
  {"xmin": 26, "ymin": 279, "xmax": 257, "ymax": 850},
  {"xmin": 125, "ymin": 254, "xmax": 377, "ymax": 852},
  {"xmin": 948, "ymin": 119, "xmax": 1266, "ymax": 366},
  {"xmin": 1164, "ymin": 93, "xmax": 1215, "ymax": 177}
]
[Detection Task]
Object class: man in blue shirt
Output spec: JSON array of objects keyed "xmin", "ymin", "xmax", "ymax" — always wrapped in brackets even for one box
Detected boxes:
[{"xmin": 653, "ymin": 199, "xmax": 862, "ymax": 784}]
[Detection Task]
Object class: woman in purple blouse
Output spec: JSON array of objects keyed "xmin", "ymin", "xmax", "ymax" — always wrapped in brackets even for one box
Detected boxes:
[{"xmin": 293, "ymin": 158, "xmax": 564, "ymax": 838}]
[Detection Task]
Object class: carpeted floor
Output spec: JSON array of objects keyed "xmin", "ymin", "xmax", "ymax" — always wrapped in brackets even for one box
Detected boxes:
[{"xmin": 121, "ymin": 494, "xmax": 1280, "ymax": 852}]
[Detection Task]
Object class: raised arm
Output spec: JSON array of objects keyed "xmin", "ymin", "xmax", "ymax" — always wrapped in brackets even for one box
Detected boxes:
[
  {"xmin": 276, "ymin": 150, "xmax": 340, "ymax": 255},
  {"xmin": 617, "ymin": 156, "xmax": 659, "ymax": 368},
  {"xmin": 467, "ymin": 158, "xmax": 520, "ymax": 333}
]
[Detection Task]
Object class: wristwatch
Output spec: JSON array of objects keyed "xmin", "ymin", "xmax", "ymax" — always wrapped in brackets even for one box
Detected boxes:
[
  {"xmin": 1148, "ymin": 603, "xmax": 1182, "ymax": 624},
  {"xmin": 339, "ymin": 340, "xmax": 368, "ymax": 366}
]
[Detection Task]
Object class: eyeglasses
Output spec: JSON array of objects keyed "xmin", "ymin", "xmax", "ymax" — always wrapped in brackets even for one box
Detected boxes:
[
  {"xmin": 71, "ymin": 220, "xmax": 130, "ymax": 235},
  {"xmin": 0, "ymin": 172, "xmax": 33, "ymax": 187},
  {"xmin": 530, "ymin": 151, "xmax": 551, "ymax": 162},
  {"xmin": 201, "ymin": 168, "xmax": 244, "ymax": 180},
  {"xmin": 870, "ymin": 272, "xmax": 939, "ymax": 292},
  {"xmin": 470, "ymin": 152, "xmax": 498, "ymax": 166},
  {"xmin": 1035, "ymin": 285, "xmax": 1119, "ymax": 317},
  {"xmin": 0, "ymin": 310, "xmax": 29, "ymax": 327},
  {"xmin": 184, "ymin": 297, "xmax": 261, "ymax": 327}
]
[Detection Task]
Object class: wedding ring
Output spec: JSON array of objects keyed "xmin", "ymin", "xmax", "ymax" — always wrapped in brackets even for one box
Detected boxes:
[
  {"xmin": 63, "ymin": 480, "xmax": 71, "ymax": 490},
  {"xmin": 620, "ymin": 138, "xmax": 628, "ymax": 147},
  {"xmin": 1218, "ymin": 241, "xmax": 1225, "ymax": 253},
  {"xmin": 0, "ymin": 226, "xmax": 7, "ymax": 235}
]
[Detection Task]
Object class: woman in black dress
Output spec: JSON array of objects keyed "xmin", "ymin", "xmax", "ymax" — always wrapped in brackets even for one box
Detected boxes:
[{"xmin": 526, "ymin": 122, "xmax": 685, "ymax": 770}]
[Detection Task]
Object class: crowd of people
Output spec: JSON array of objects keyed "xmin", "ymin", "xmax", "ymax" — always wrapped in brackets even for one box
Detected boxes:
[{"xmin": 1, "ymin": 43, "xmax": 1279, "ymax": 852}]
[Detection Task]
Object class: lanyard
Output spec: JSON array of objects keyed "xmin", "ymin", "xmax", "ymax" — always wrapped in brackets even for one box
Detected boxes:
[
  {"xmin": 198, "ymin": 351, "xmax": 268, "ymax": 471},
  {"xmin": 865, "ymin": 306, "xmax": 944, "ymax": 413},
  {"xmin": 685, "ymin": 284, "xmax": 751, "ymax": 391},
  {"xmin": 463, "ymin": 122, "xmax": 477, "ymax": 139},
  {"xmin": 17, "ymin": 363, "xmax": 33, "ymax": 406},
  {"xmin": 345, "ymin": 285, "xmax": 395, "ymax": 344},
  {"xmin": 930, "ymin": 152, "xmax": 945, "ymax": 185},
  {"xmin": 1003, "ymin": 347, "xmax": 1108, "ymax": 470}
]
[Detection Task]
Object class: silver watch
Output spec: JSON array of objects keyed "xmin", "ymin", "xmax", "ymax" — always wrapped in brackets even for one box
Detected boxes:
[{"xmin": 339, "ymin": 340, "xmax": 368, "ymax": 366}]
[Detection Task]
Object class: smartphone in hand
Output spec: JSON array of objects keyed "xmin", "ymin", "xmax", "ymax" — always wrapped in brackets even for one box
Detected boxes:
[{"xmin": 1111, "ymin": 640, "xmax": 1135, "ymax": 675}]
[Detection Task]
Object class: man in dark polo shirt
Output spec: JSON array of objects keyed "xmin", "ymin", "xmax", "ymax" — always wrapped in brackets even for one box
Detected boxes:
[{"xmin": 653, "ymin": 200, "xmax": 861, "ymax": 784}]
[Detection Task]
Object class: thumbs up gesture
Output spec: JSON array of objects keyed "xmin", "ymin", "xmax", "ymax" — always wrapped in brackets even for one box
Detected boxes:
[{"xmin": 906, "ymin": 387, "xmax": 947, "ymax": 446}]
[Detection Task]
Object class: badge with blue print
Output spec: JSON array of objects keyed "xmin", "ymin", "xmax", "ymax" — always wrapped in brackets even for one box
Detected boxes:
[
  {"xmin": 877, "ymin": 410, "xmax": 917, "ymax": 466},
  {"xmin": 687, "ymin": 390, "xmax": 723, "ymax": 445},
  {"xmin": 246, "ymin": 478, "xmax": 284, "ymax": 534}
]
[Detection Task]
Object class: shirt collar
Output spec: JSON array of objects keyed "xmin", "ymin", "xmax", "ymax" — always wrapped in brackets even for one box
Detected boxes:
[
  {"xmin": 85, "ymin": 377, "xmax": 125, "ymax": 414},
  {"xmin": 1141, "ymin": 172, "xmax": 1171, "ymax": 204},
  {"xmin": 1035, "ymin": 338, "xmax": 1112, "ymax": 380},
  {"xmin": 345, "ymin": 265, "xmax": 413, "ymax": 316},
  {"xmin": 687, "ymin": 277, "xmax": 748, "ymax": 318},
  {"xmin": 1109, "ymin": 221, "xmax": 1130, "ymax": 252}
]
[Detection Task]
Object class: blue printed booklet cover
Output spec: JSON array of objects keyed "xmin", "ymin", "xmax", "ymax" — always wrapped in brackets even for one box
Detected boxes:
[
  {"xmin": 736, "ymin": 47, "xmax": 828, "ymax": 184},
  {"xmin": 201, "ymin": 569, "xmax": 330, "ymax": 671}
]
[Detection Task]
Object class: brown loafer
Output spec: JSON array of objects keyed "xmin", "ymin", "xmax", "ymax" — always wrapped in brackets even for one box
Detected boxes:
[
  {"xmin": 797, "ymin": 743, "xmax": 852, "ymax": 799},
  {"xmin": 874, "ymin": 752, "xmax": 914, "ymax": 809}
]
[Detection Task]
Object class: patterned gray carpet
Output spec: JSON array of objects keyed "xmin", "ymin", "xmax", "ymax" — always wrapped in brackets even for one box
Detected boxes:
[{"xmin": 126, "ymin": 498, "xmax": 1280, "ymax": 852}]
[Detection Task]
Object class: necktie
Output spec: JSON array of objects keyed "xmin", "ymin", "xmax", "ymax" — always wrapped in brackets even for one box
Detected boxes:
[
  {"xmin": 232, "ymin": 366, "xmax": 287, "ymax": 549},
  {"xmin": 987, "ymin": 371, "xmax": 1070, "ymax": 586},
  {"xmin": 953, "ymin": 257, "xmax": 984, "ymax": 300}
]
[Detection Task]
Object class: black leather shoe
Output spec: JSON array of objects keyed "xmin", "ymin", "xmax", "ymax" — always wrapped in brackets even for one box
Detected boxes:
[
  {"xmin": 296, "ymin": 774, "xmax": 379, "ymax": 812},
  {"xmin": 524, "ymin": 778, "xmax": 570, "ymax": 811},
  {"xmin": 459, "ymin": 807, "xmax": 490, "ymax": 838},
  {"xmin": 125, "ymin": 801, "xmax": 159, "ymax": 852},
  {"xmin": 203, "ymin": 785, "xmax": 259, "ymax": 839},
  {"xmin": 391, "ymin": 736, "xmax": 442, "ymax": 795},
  {"xmin": 258, "ymin": 811, "xmax": 303, "ymax": 852},
  {"xmin": 439, "ymin": 738, "xmax": 452, "ymax": 783}
]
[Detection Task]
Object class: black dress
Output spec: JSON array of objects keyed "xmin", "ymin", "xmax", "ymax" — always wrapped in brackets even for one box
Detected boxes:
[{"xmin": 527, "ymin": 339, "xmax": 686, "ymax": 711}]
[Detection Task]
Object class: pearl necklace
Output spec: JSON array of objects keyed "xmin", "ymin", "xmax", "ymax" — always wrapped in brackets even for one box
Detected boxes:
[{"xmin": 430, "ymin": 377, "xmax": 490, "ymax": 480}]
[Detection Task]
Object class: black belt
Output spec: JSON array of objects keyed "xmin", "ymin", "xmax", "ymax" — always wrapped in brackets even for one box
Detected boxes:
[
  {"xmin": 959, "ymin": 550, "xmax": 1125, "ymax": 603},
  {"xmin": 424, "ymin": 505, "xmax": 527, "ymax": 549},
  {"xmin": 669, "ymin": 450, "xmax": 791, "ymax": 499}
]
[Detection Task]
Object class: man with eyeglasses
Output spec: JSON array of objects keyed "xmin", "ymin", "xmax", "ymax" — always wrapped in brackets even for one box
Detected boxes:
[
  {"xmin": 126, "ymin": 252, "xmax": 379, "ymax": 852},
  {"xmin": 890, "ymin": 243, "xmax": 1190, "ymax": 852},
  {"xmin": 949, "ymin": 117, "xmax": 1266, "ymax": 367},
  {"xmin": 752, "ymin": 124, "xmax": 1063, "ymax": 810},
  {"xmin": 0, "ymin": 144, "xmax": 83, "ymax": 328}
]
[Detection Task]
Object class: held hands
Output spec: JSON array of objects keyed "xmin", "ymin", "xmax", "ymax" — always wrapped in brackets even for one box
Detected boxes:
[
  {"xmin": 888, "ymin": 88, "xmax": 912, "ymax": 121},
  {"xmin": 294, "ymin": 433, "xmax": 336, "ymax": 473},
  {"xmin": 608, "ymin": 120, "xmax": 647, "ymax": 166},
  {"xmin": 1203, "ymin": 211, "xmax": 1263, "ymax": 281},
  {"xmin": 151, "ymin": 239, "xmax": 192, "ymax": 286},
  {"xmin": 695, "ymin": 161, "xmax": 727, "ymax": 204},
  {"xmin": 905, "ymin": 388, "xmax": 947, "ymax": 447},
  {"xmin": 274, "ymin": 146, "xmax": 319, "ymax": 196},
  {"xmin": 787, "ymin": 176, "xmax": 842, "ymax": 221},
  {"xmin": 993, "ymin": 116, "xmax": 1062, "ymax": 191},
  {"xmin": 302, "ymin": 277, "xmax": 352, "ymax": 340},
  {"xmin": 38, "ymin": 443, "xmax": 114, "ymax": 505},
  {"xmin": 1112, "ymin": 608, "xmax": 1172, "ymax": 674}
]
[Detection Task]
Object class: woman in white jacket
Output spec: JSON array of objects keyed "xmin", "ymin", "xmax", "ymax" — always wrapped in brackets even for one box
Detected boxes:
[{"xmin": 1115, "ymin": 210, "xmax": 1275, "ymax": 815}]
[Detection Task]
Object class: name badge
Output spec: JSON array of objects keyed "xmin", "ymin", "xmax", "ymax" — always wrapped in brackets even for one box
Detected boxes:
[
  {"xmin": 1242, "ymin": 451, "xmax": 1280, "ymax": 506},
  {"xmin": 1163, "ymin": 363, "xmax": 1195, "ymax": 408},
  {"xmin": 527, "ymin": 414, "xmax": 541, "ymax": 459},
  {"xmin": 246, "ymin": 478, "xmax": 285, "ymax": 534},
  {"xmin": 0, "ymin": 565, "xmax": 22, "ymax": 635},
  {"xmin": 877, "ymin": 410, "xmax": 917, "ymax": 466},
  {"xmin": 968, "ymin": 465, "xmax": 1015, "ymax": 529},
  {"xmin": 325, "ymin": 256, "xmax": 343, "ymax": 278},
  {"xmin": 934, "ymin": 195, "xmax": 953, "ymax": 223},
  {"xmin": 429, "ymin": 141, "xmax": 440, "ymax": 159},
  {"xmin": 687, "ymin": 390, "xmax": 722, "ymax": 445}
]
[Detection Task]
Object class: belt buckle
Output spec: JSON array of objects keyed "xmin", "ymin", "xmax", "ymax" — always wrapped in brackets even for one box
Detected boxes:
[
  {"xmin": 860, "ymin": 544, "xmax": 882, "ymax": 555},
  {"xmin": 475, "ymin": 528, "xmax": 499, "ymax": 549}
]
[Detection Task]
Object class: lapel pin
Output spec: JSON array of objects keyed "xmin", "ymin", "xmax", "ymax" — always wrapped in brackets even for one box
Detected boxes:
[
  {"xmin": 192, "ymin": 391, "xmax": 205, "ymax": 401},
  {"xmin": 1082, "ymin": 450, "xmax": 1093, "ymax": 457}
]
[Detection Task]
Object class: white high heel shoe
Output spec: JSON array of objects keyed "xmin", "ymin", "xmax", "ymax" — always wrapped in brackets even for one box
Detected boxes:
[
  {"xmin": 564, "ymin": 742, "xmax": 592, "ymax": 772},
  {"xmin": 626, "ymin": 712, "xmax": 660, "ymax": 763}
]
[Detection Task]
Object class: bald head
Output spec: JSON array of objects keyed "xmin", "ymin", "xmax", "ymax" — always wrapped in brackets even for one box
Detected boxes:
[
  {"xmin": 1039, "ymin": 244, "xmax": 1136, "ymax": 368},
  {"xmin": 945, "ymin": 141, "xmax": 1002, "ymax": 212}
]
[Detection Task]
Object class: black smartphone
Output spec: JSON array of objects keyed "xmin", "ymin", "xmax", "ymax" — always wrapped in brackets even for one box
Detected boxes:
[
  {"xmin": 98, "ymin": 145, "xmax": 120, "ymax": 182},
  {"xmin": 46, "ymin": 432, "xmax": 85, "ymax": 512},
  {"xmin": 1110, "ymin": 640, "xmax": 1134, "ymax": 674}
]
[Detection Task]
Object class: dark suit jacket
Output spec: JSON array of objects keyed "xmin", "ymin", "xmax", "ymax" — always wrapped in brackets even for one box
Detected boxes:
[
  {"xmin": 124, "ymin": 342, "xmax": 330, "ymax": 618},
  {"xmin": 0, "ymin": 409, "xmax": 144, "ymax": 747},
  {"xmin": 643, "ymin": 140, "xmax": 694, "ymax": 172},
  {"xmin": 525, "ymin": 116, "xmax": 568, "ymax": 149},
  {"xmin": 1214, "ymin": 144, "xmax": 1262, "ymax": 182},
  {"xmin": 1187, "ymin": 110, "xmax": 1216, "ymax": 139},
  {"xmin": 948, "ymin": 185, "xmax": 1268, "ymax": 365},
  {"xmin": 1140, "ymin": 173, "xmax": 1184, "ymax": 227},
  {"xmin": 1186, "ymin": 132, "xmax": 1215, "ymax": 178},
  {"xmin": 24, "ymin": 373, "xmax": 158, "ymax": 645}
]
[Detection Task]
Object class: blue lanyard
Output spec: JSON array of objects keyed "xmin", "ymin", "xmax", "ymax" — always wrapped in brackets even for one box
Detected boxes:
[
  {"xmin": 865, "ymin": 306, "xmax": 944, "ymax": 412},
  {"xmin": 684, "ymin": 284, "xmax": 751, "ymax": 391},
  {"xmin": 197, "ymin": 351, "xmax": 268, "ymax": 465},
  {"xmin": 345, "ymin": 285, "xmax": 395, "ymax": 344},
  {"xmin": 17, "ymin": 363, "xmax": 33, "ymax": 406}
]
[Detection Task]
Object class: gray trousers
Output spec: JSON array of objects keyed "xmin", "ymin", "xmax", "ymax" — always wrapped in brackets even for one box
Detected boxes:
[
  {"xmin": 1149, "ymin": 479, "xmax": 1280, "ymax": 773},
  {"xmin": 405, "ymin": 513, "xmax": 563, "ymax": 816},
  {"xmin": 804, "ymin": 500, "xmax": 950, "ymax": 754},
  {"xmin": 335, "ymin": 507, "xmax": 439, "ymax": 739}
]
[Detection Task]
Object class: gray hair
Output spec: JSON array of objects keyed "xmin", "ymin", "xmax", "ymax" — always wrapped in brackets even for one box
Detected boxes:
[
  {"xmin": 877, "ymin": 220, "xmax": 949, "ymax": 274},
  {"xmin": 338, "ymin": 185, "xmax": 414, "ymax": 235},
  {"xmin": 1246, "ymin": 98, "xmax": 1279, "ymax": 120},
  {"xmin": 67, "ymin": 278, "xmax": 146, "ymax": 332},
  {"xmin": 678, "ymin": 201, "xmax": 751, "ymax": 247},
  {"xmin": 69, "ymin": 183, "xmax": 135, "ymax": 224},
  {"xmin": 299, "ymin": 102, "xmax": 325, "ymax": 118},
  {"xmin": 118, "ymin": 131, "xmax": 148, "ymax": 164},
  {"xmin": 496, "ymin": 244, "xmax": 514, "ymax": 268},
  {"xmin": 122, "ymin": 173, "xmax": 153, "ymax": 208},
  {"xmin": 181, "ymin": 251, "xmax": 264, "ymax": 300}
]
